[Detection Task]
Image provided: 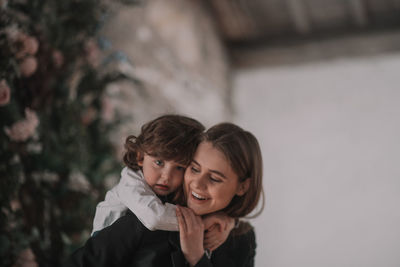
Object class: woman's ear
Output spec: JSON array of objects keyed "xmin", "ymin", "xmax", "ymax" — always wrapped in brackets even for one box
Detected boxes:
[
  {"xmin": 236, "ymin": 178, "xmax": 250, "ymax": 196},
  {"xmin": 136, "ymin": 152, "xmax": 144, "ymax": 167}
]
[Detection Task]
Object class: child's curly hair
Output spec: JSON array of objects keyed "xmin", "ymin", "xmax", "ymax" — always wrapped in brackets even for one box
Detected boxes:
[{"xmin": 123, "ymin": 115, "xmax": 205, "ymax": 170}]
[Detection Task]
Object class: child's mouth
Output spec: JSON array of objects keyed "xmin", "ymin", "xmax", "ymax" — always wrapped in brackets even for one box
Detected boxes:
[{"xmin": 155, "ymin": 184, "xmax": 170, "ymax": 191}]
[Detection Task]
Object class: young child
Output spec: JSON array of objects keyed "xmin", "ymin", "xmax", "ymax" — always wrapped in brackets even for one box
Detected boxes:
[{"xmin": 92, "ymin": 115, "xmax": 234, "ymax": 250}]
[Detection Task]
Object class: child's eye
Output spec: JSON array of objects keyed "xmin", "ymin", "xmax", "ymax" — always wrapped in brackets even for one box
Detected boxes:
[
  {"xmin": 176, "ymin": 166, "xmax": 185, "ymax": 171},
  {"xmin": 210, "ymin": 177, "xmax": 222, "ymax": 183},
  {"xmin": 154, "ymin": 160, "xmax": 164, "ymax": 166}
]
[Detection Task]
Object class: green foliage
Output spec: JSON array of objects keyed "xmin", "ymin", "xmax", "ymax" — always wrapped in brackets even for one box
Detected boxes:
[{"xmin": 0, "ymin": 0, "xmax": 136, "ymax": 266}]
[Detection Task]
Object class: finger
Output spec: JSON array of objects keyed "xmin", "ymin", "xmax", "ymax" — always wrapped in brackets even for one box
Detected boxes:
[
  {"xmin": 204, "ymin": 238, "xmax": 217, "ymax": 248},
  {"xmin": 204, "ymin": 234, "xmax": 219, "ymax": 246},
  {"xmin": 202, "ymin": 216, "xmax": 213, "ymax": 230},
  {"xmin": 179, "ymin": 207, "xmax": 194, "ymax": 232},
  {"xmin": 214, "ymin": 221, "xmax": 224, "ymax": 232},
  {"xmin": 195, "ymin": 214, "xmax": 204, "ymax": 229},
  {"xmin": 205, "ymin": 224, "xmax": 217, "ymax": 233},
  {"xmin": 204, "ymin": 230, "xmax": 216, "ymax": 241},
  {"xmin": 204, "ymin": 225, "xmax": 219, "ymax": 240},
  {"xmin": 209, "ymin": 242, "xmax": 219, "ymax": 252},
  {"xmin": 203, "ymin": 241, "xmax": 214, "ymax": 251},
  {"xmin": 182, "ymin": 207, "xmax": 203, "ymax": 232},
  {"xmin": 204, "ymin": 232, "xmax": 211, "ymax": 241},
  {"xmin": 193, "ymin": 210, "xmax": 204, "ymax": 230},
  {"xmin": 208, "ymin": 238, "xmax": 223, "ymax": 252},
  {"xmin": 176, "ymin": 206, "xmax": 187, "ymax": 233}
]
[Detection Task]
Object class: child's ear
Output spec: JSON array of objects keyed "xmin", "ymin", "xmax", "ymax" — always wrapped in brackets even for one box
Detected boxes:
[
  {"xmin": 236, "ymin": 178, "xmax": 250, "ymax": 196},
  {"xmin": 136, "ymin": 152, "xmax": 144, "ymax": 167}
]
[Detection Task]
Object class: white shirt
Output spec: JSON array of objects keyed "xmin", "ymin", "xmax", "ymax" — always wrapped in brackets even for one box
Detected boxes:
[{"xmin": 91, "ymin": 167, "xmax": 178, "ymax": 235}]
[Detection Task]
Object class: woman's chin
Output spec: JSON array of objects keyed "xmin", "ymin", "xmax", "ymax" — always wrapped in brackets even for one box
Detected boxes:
[
  {"xmin": 187, "ymin": 206, "xmax": 207, "ymax": 216},
  {"xmin": 187, "ymin": 198, "xmax": 215, "ymax": 215}
]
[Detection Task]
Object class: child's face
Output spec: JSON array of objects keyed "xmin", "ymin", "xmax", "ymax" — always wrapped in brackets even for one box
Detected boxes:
[{"xmin": 138, "ymin": 154, "xmax": 186, "ymax": 196}]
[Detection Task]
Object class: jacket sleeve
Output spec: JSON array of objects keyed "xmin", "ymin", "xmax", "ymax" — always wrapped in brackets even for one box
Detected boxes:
[
  {"xmin": 193, "ymin": 254, "xmax": 213, "ymax": 267},
  {"xmin": 241, "ymin": 228, "xmax": 256, "ymax": 267},
  {"xmin": 65, "ymin": 213, "xmax": 144, "ymax": 267},
  {"xmin": 117, "ymin": 167, "xmax": 179, "ymax": 231}
]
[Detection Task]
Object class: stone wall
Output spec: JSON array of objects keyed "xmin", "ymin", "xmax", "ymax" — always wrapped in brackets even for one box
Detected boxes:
[{"xmin": 101, "ymin": 0, "xmax": 231, "ymax": 157}]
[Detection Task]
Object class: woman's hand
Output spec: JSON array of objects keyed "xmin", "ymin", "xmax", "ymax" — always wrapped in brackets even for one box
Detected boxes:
[
  {"xmin": 203, "ymin": 212, "xmax": 235, "ymax": 251},
  {"xmin": 176, "ymin": 206, "xmax": 205, "ymax": 266}
]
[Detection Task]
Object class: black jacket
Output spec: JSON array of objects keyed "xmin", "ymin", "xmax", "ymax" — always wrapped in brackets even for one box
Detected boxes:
[{"xmin": 66, "ymin": 211, "xmax": 256, "ymax": 267}]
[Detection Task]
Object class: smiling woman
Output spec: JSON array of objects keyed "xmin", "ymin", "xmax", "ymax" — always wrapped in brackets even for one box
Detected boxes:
[
  {"xmin": 185, "ymin": 141, "xmax": 251, "ymax": 216},
  {"xmin": 199, "ymin": 123, "xmax": 264, "ymax": 218},
  {"xmin": 177, "ymin": 123, "xmax": 264, "ymax": 266},
  {"xmin": 66, "ymin": 122, "xmax": 264, "ymax": 267}
]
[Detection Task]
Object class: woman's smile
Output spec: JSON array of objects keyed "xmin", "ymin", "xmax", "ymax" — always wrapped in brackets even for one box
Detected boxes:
[
  {"xmin": 184, "ymin": 141, "xmax": 243, "ymax": 215},
  {"xmin": 191, "ymin": 191, "xmax": 208, "ymax": 200}
]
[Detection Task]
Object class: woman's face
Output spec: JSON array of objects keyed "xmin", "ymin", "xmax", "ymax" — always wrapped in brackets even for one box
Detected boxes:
[{"xmin": 184, "ymin": 141, "xmax": 247, "ymax": 215}]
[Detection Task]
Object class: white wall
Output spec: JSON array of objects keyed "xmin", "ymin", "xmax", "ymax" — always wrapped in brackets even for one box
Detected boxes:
[{"xmin": 233, "ymin": 53, "xmax": 400, "ymax": 267}]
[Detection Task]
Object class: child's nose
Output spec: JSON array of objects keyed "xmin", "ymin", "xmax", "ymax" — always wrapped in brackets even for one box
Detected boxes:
[{"xmin": 160, "ymin": 168, "xmax": 173, "ymax": 183}]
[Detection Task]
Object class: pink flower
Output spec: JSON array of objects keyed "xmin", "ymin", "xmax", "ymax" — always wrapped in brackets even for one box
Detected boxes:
[
  {"xmin": 24, "ymin": 36, "xmax": 39, "ymax": 55},
  {"xmin": 12, "ymin": 248, "xmax": 38, "ymax": 267},
  {"xmin": 81, "ymin": 107, "xmax": 97, "ymax": 125},
  {"xmin": 84, "ymin": 39, "xmax": 101, "ymax": 67},
  {"xmin": 1, "ymin": 0, "xmax": 8, "ymax": 9},
  {"xmin": 14, "ymin": 33, "xmax": 39, "ymax": 59},
  {"xmin": 19, "ymin": 56, "xmax": 38, "ymax": 77},
  {"xmin": 52, "ymin": 50, "xmax": 64, "ymax": 68},
  {"xmin": 4, "ymin": 108, "xmax": 39, "ymax": 142},
  {"xmin": 10, "ymin": 199, "xmax": 21, "ymax": 211},
  {"xmin": 101, "ymin": 96, "xmax": 115, "ymax": 123},
  {"xmin": 0, "ymin": 79, "xmax": 11, "ymax": 106}
]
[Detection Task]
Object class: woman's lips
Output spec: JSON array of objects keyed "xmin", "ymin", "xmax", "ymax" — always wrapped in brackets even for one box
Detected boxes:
[{"xmin": 190, "ymin": 191, "xmax": 209, "ymax": 202}]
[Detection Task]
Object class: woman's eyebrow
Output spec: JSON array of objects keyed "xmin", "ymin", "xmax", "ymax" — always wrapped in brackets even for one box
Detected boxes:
[
  {"xmin": 192, "ymin": 159, "xmax": 200, "ymax": 166},
  {"xmin": 210, "ymin": 170, "xmax": 226, "ymax": 179},
  {"xmin": 192, "ymin": 159, "xmax": 227, "ymax": 179}
]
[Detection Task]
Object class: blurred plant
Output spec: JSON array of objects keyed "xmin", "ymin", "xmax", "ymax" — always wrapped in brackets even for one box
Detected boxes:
[{"xmin": 0, "ymin": 0, "xmax": 138, "ymax": 266}]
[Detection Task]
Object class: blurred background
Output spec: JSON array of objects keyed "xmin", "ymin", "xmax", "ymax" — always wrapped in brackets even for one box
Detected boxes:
[{"xmin": 1, "ymin": 0, "xmax": 400, "ymax": 266}]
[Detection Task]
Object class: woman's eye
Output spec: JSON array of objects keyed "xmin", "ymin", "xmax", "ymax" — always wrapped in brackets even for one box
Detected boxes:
[
  {"xmin": 191, "ymin": 166, "xmax": 200, "ymax": 173},
  {"xmin": 210, "ymin": 177, "xmax": 222, "ymax": 183}
]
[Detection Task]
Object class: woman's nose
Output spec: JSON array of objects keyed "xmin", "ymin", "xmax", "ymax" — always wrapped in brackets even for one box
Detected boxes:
[{"xmin": 192, "ymin": 174, "xmax": 207, "ymax": 190}]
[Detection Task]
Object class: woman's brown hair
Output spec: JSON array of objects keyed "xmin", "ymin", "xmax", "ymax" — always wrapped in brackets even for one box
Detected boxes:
[
  {"xmin": 123, "ymin": 114, "xmax": 205, "ymax": 170},
  {"xmin": 204, "ymin": 123, "xmax": 264, "ymax": 218}
]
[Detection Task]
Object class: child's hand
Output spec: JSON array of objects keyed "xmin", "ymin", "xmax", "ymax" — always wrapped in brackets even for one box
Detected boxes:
[
  {"xmin": 202, "ymin": 212, "xmax": 235, "ymax": 252},
  {"xmin": 176, "ymin": 206, "xmax": 205, "ymax": 266}
]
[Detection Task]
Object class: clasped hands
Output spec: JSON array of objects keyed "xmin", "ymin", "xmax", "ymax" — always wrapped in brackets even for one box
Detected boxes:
[{"xmin": 176, "ymin": 206, "xmax": 235, "ymax": 267}]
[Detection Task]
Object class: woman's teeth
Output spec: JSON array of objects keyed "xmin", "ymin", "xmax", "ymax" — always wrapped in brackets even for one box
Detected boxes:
[{"xmin": 192, "ymin": 191, "xmax": 207, "ymax": 200}]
